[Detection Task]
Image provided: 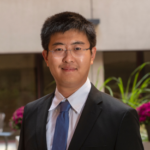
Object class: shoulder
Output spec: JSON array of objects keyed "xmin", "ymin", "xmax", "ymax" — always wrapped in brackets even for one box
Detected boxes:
[
  {"xmin": 100, "ymin": 91, "xmax": 130, "ymax": 110},
  {"xmin": 94, "ymin": 90, "xmax": 139, "ymax": 131},
  {"xmin": 99, "ymin": 91, "xmax": 137, "ymax": 118},
  {"xmin": 90, "ymin": 83, "xmax": 136, "ymax": 117},
  {"xmin": 24, "ymin": 93, "xmax": 54, "ymax": 114},
  {"xmin": 90, "ymin": 83, "xmax": 135, "ymax": 113},
  {"xmin": 91, "ymin": 84, "xmax": 133, "ymax": 112}
]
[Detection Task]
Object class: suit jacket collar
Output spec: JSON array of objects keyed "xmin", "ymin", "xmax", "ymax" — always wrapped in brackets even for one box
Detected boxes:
[
  {"xmin": 68, "ymin": 83, "xmax": 103, "ymax": 150},
  {"xmin": 35, "ymin": 83, "xmax": 103, "ymax": 150},
  {"xmin": 36, "ymin": 93, "xmax": 54, "ymax": 150}
]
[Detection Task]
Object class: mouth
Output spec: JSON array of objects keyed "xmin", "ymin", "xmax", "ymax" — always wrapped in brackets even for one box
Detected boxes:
[{"xmin": 62, "ymin": 67, "xmax": 77, "ymax": 72}]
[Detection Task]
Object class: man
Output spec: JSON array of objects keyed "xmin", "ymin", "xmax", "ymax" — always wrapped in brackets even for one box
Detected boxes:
[{"xmin": 18, "ymin": 12, "xmax": 144, "ymax": 150}]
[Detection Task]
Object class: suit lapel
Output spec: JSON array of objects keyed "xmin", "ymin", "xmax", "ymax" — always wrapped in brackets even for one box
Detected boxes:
[
  {"xmin": 36, "ymin": 93, "xmax": 54, "ymax": 150},
  {"xmin": 68, "ymin": 84, "xmax": 103, "ymax": 150}
]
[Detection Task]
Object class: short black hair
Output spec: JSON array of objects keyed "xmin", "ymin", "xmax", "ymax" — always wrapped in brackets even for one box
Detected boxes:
[{"xmin": 41, "ymin": 11, "xmax": 96, "ymax": 52}]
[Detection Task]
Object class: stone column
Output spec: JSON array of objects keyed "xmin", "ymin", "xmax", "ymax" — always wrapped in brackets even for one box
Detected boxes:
[{"xmin": 88, "ymin": 51, "xmax": 104, "ymax": 92}]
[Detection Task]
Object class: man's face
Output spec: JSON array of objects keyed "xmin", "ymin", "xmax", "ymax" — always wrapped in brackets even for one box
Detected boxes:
[{"xmin": 42, "ymin": 29, "xmax": 96, "ymax": 88}]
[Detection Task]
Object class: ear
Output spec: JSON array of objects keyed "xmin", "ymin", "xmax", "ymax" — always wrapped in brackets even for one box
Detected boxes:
[
  {"xmin": 90, "ymin": 47, "xmax": 96, "ymax": 65},
  {"xmin": 42, "ymin": 50, "xmax": 49, "ymax": 67}
]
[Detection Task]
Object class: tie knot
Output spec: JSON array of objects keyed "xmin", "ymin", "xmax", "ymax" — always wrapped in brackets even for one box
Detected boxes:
[{"xmin": 60, "ymin": 101, "xmax": 71, "ymax": 112}]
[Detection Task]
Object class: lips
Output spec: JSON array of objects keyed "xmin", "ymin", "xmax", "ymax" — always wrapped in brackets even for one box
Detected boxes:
[
  {"xmin": 62, "ymin": 68, "xmax": 77, "ymax": 71},
  {"xmin": 61, "ymin": 66, "xmax": 77, "ymax": 71}
]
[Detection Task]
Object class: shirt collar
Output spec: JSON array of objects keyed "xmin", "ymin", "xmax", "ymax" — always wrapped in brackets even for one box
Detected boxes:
[{"xmin": 49, "ymin": 78, "xmax": 91, "ymax": 114}]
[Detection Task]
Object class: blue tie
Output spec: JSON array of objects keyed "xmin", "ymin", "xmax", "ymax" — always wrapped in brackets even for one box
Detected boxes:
[{"xmin": 52, "ymin": 100, "xmax": 71, "ymax": 150}]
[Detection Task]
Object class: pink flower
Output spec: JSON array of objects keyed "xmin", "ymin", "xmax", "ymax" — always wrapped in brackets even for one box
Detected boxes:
[
  {"xmin": 9, "ymin": 106, "xmax": 24, "ymax": 130},
  {"xmin": 139, "ymin": 116, "xmax": 146, "ymax": 122},
  {"xmin": 136, "ymin": 102, "xmax": 150, "ymax": 124}
]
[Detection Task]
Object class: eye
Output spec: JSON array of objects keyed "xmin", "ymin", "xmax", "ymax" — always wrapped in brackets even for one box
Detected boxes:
[
  {"xmin": 74, "ymin": 47, "xmax": 81, "ymax": 51},
  {"xmin": 54, "ymin": 48, "xmax": 63, "ymax": 52}
]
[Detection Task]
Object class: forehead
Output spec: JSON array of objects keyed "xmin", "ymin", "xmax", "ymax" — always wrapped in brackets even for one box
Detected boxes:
[{"xmin": 49, "ymin": 29, "xmax": 90, "ymax": 46}]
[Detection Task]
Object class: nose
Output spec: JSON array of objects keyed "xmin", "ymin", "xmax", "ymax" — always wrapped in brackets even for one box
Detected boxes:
[{"xmin": 62, "ymin": 50, "xmax": 75, "ymax": 63}]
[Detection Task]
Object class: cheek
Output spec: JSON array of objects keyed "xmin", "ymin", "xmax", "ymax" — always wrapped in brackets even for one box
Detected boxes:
[
  {"xmin": 77, "ymin": 55, "xmax": 91, "ymax": 70},
  {"xmin": 77, "ymin": 55, "xmax": 87, "ymax": 64},
  {"xmin": 48, "ymin": 58, "xmax": 61, "ymax": 73}
]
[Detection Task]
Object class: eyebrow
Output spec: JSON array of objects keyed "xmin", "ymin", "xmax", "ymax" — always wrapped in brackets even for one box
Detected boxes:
[
  {"xmin": 52, "ymin": 42, "xmax": 64, "ymax": 46},
  {"xmin": 71, "ymin": 41, "xmax": 85, "ymax": 45},
  {"xmin": 52, "ymin": 41, "xmax": 85, "ymax": 46}
]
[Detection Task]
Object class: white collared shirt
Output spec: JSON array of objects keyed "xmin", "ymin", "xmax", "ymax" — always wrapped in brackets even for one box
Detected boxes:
[{"xmin": 46, "ymin": 78, "xmax": 91, "ymax": 150}]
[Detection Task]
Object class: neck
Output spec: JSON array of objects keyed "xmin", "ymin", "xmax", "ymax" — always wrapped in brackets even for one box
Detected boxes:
[{"xmin": 56, "ymin": 79, "xmax": 87, "ymax": 98}]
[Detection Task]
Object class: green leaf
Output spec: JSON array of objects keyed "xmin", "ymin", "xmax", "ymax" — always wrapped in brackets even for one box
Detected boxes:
[
  {"xmin": 135, "ymin": 73, "xmax": 150, "ymax": 89},
  {"xmin": 125, "ymin": 77, "xmax": 132, "ymax": 99},
  {"xmin": 117, "ymin": 77, "xmax": 125, "ymax": 100},
  {"xmin": 99, "ymin": 77, "xmax": 117, "ymax": 91},
  {"xmin": 95, "ymin": 67, "xmax": 101, "ymax": 88},
  {"xmin": 132, "ymin": 72, "xmax": 140, "ymax": 92},
  {"xmin": 131, "ymin": 62, "xmax": 150, "ymax": 76},
  {"xmin": 105, "ymin": 85, "xmax": 113, "ymax": 96}
]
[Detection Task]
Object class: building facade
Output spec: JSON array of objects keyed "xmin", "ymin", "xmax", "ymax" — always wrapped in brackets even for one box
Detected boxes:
[{"xmin": 0, "ymin": 0, "xmax": 150, "ymax": 125}]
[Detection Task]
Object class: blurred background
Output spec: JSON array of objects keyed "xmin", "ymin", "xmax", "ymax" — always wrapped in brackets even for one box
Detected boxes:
[{"xmin": 0, "ymin": 0, "xmax": 150, "ymax": 149}]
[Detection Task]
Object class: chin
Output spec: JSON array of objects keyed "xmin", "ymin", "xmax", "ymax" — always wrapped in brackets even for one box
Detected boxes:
[{"xmin": 61, "ymin": 78, "xmax": 77, "ymax": 86}]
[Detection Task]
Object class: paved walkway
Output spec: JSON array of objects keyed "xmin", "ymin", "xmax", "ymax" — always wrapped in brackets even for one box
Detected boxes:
[{"xmin": 0, "ymin": 141, "xmax": 16, "ymax": 150}]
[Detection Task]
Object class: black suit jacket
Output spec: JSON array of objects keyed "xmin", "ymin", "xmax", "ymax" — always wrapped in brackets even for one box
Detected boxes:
[{"xmin": 18, "ymin": 84, "xmax": 144, "ymax": 150}]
